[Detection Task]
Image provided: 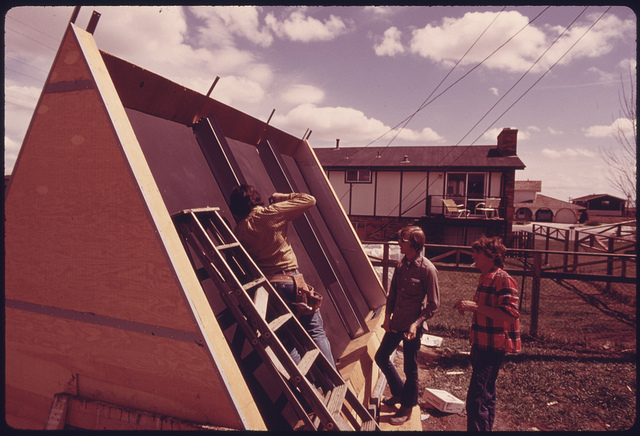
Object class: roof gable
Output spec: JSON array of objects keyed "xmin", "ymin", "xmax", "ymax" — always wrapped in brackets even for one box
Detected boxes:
[{"xmin": 571, "ymin": 193, "xmax": 626, "ymax": 202}]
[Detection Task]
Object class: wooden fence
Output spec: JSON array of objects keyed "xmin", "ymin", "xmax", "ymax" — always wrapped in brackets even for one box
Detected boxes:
[{"xmin": 364, "ymin": 241, "xmax": 636, "ymax": 338}]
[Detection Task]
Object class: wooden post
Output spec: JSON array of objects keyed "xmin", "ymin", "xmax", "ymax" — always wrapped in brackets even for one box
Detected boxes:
[
  {"xmin": 530, "ymin": 251, "xmax": 542, "ymax": 338},
  {"xmin": 573, "ymin": 230, "xmax": 580, "ymax": 272},
  {"xmin": 606, "ymin": 238, "xmax": 614, "ymax": 292},
  {"xmin": 544, "ymin": 227, "xmax": 550, "ymax": 264},
  {"xmin": 563, "ymin": 229, "xmax": 570, "ymax": 272},
  {"xmin": 382, "ymin": 242, "xmax": 390, "ymax": 292}
]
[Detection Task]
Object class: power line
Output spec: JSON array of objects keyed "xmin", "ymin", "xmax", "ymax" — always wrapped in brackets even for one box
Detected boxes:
[
  {"xmin": 5, "ymin": 55, "xmax": 50, "ymax": 75},
  {"xmin": 6, "ymin": 15, "xmax": 61, "ymax": 43},
  {"xmin": 5, "ymin": 24, "xmax": 58, "ymax": 51},
  {"xmin": 465, "ymin": 6, "xmax": 614, "ymax": 150},
  {"xmin": 327, "ymin": 6, "xmax": 552, "ymax": 170},
  {"xmin": 396, "ymin": 6, "xmax": 611, "ymax": 219},
  {"xmin": 381, "ymin": 6, "xmax": 509, "ymax": 150},
  {"xmin": 4, "ymin": 66, "xmax": 46, "ymax": 84}
]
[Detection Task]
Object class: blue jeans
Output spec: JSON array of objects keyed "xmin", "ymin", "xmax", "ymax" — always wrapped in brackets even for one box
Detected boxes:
[
  {"xmin": 374, "ymin": 329, "xmax": 422, "ymax": 408},
  {"xmin": 272, "ymin": 281, "xmax": 336, "ymax": 369},
  {"xmin": 466, "ymin": 345, "xmax": 505, "ymax": 431}
]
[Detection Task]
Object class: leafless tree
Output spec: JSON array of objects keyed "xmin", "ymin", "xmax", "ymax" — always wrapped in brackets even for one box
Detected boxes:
[{"xmin": 600, "ymin": 64, "xmax": 636, "ymax": 209}]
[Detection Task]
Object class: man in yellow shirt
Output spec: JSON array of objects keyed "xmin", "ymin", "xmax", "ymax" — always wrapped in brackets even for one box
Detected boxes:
[{"xmin": 229, "ymin": 184, "xmax": 335, "ymax": 368}]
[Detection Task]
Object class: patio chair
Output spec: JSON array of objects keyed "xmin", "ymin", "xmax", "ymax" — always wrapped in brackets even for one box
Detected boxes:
[
  {"xmin": 476, "ymin": 198, "xmax": 501, "ymax": 218},
  {"xmin": 442, "ymin": 199, "xmax": 470, "ymax": 217}
]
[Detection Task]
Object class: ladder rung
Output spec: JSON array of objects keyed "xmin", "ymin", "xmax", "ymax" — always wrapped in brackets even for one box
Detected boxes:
[
  {"xmin": 268, "ymin": 313, "xmax": 293, "ymax": 332},
  {"xmin": 254, "ymin": 286, "xmax": 269, "ymax": 318},
  {"xmin": 325, "ymin": 383, "xmax": 348, "ymax": 416},
  {"xmin": 297, "ymin": 348, "xmax": 320, "ymax": 377},
  {"xmin": 217, "ymin": 242, "xmax": 240, "ymax": 251},
  {"xmin": 265, "ymin": 345, "xmax": 290, "ymax": 380},
  {"xmin": 360, "ymin": 419, "xmax": 378, "ymax": 431},
  {"xmin": 242, "ymin": 277, "xmax": 267, "ymax": 291}
]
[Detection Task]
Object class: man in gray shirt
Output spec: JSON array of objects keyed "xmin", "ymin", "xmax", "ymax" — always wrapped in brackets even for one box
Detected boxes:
[{"xmin": 375, "ymin": 226, "xmax": 440, "ymax": 425}]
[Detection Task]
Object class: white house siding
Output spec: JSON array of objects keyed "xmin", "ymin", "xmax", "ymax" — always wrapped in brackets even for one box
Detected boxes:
[
  {"xmin": 401, "ymin": 172, "xmax": 427, "ymax": 218},
  {"xmin": 376, "ymin": 171, "xmax": 401, "ymax": 216},
  {"xmin": 328, "ymin": 171, "xmax": 350, "ymax": 213},
  {"xmin": 351, "ymin": 175, "xmax": 376, "ymax": 216}
]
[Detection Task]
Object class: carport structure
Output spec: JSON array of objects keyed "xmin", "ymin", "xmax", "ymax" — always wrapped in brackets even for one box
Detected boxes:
[{"xmin": 5, "ymin": 13, "xmax": 391, "ymax": 431}]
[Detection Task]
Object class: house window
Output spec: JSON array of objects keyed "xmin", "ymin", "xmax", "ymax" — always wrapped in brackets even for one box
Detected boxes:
[
  {"xmin": 345, "ymin": 170, "xmax": 371, "ymax": 183},
  {"xmin": 446, "ymin": 173, "xmax": 486, "ymax": 200}
]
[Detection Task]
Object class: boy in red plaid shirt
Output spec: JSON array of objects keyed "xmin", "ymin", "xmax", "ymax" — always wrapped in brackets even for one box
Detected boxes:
[{"xmin": 454, "ymin": 236, "xmax": 520, "ymax": 431}]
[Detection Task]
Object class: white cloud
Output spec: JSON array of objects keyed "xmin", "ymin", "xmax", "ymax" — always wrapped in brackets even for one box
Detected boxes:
[
  {"xmin": 541, "ymin": 147, "xmax": 596, "ymax": 158},
  {"xmin": 210, "ymin": 75, "xmax": 266, "ymax": 107},
  {"xmin": 489, "ymin": 87, "xmax": 499, "ymax": 96},
  {"xmin": 194, "ymin": 6, "xmax": 273, "ymax": 47},
  {"xmin": 394, "ymin": 126, "xmax": 444, "ymax": 142},
  {"xmin": 584, "ymin": 117, "xmax": 634, "ymax": 139},
  {"xmin": 4, "ymin": 136, "xmax": 21, "ymax": 175},
  {"xmin": 281, "ymin": 84, "xmax": 325, "ymax": 106},
  {"xmin": 374, "ymin": 27, "xmax": 405, "ymax": 56},
  {"xmin": 364, "ymin": 6, "xmax": 395, "ymax": 17},
  {"xmin": 408, "ymin": 10, "xmax": 635, "ymax": 73},
  {"xmin": 548, "ymin": 127, "xmax": 563, "ymax": 135},
  {"xmin": 618, "ymin": 57, "xmax": 636, "ymax": 71},
  {"xmin": 265, "ymin": 9, "xmax": 349, "ymax": 42},
  {"xmin": 272, "ymin": 103, "xmax": 443, "ymax": 146}
]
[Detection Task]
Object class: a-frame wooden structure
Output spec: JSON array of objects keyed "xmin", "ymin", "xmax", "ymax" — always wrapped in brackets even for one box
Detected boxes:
[{"xmin": 5, "ymin": 14, "xmax": 389, "ymax": 431}]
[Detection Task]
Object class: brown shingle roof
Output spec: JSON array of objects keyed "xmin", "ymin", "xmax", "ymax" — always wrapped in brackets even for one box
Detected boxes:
[
  {"xmin": 515, "ymin": 180, "xmax": 542, "ymax": 191},
  {"xmin": 515, "ymin": 194, "xmax": 584, "ymax": 210},
  {"xmin": 313, "ymin": 146, "xmax": 525, "ymax": 170}
]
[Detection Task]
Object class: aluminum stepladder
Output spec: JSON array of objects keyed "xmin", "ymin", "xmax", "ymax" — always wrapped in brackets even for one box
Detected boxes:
[{"xmin": 172, "ymin": 207, "xmax": 379, "ymax": 431}]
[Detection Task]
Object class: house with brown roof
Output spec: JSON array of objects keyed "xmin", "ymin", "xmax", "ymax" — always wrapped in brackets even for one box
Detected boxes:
[
  {"xmin": 513, "ymin": 180, "xmax": 585, "ymax": 223},
  {"xmin": 314, "ymin": 128, "xmax": 526, "ymax": 245},
  {"xmin": 571, "ymin": 194, "xmax": 628, "ymax": 217}
]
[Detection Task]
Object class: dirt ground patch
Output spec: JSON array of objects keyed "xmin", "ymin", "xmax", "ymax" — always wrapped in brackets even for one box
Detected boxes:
[{"xmin": 386, "ymin": 335, "xmax": 636, "ymax": 432}]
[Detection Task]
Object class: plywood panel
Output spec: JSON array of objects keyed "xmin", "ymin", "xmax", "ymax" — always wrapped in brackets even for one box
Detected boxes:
[
  {"xmin": 4, "ymin": 89, "xmax": 193, "ymax": 331},
  {"xmin": 5, "ymin": 308, "xmax": 239, "ymax": 427},
  {"xmin": 49, "ymin": 27, "xmax": 93, "ymax": 84}
]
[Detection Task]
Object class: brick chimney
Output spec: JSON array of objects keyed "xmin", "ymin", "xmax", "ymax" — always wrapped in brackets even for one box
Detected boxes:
[{"xmin": 497, "ymin": 128, "xmax": 518, "ymax": 156}]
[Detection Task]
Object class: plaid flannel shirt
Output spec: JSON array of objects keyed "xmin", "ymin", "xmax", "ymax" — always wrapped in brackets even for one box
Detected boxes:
[{"xmin": 470, "ymin": 268, "xmax": 521, "ymax": 353}]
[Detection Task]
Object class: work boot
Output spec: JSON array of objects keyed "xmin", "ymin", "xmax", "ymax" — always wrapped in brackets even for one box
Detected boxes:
[
  {"xmin": 382, "ymin": 395, "xmax": 402, "ymax": 407},
  {"xmin": 389, "ymin": 406, "xmax": 412, "ymax": 425}
]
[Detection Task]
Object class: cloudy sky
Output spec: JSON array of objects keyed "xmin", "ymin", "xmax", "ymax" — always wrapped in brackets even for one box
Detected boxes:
[{"xmin": 4, "ymin": 5, "xmax": 636, "ymax": 202}]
